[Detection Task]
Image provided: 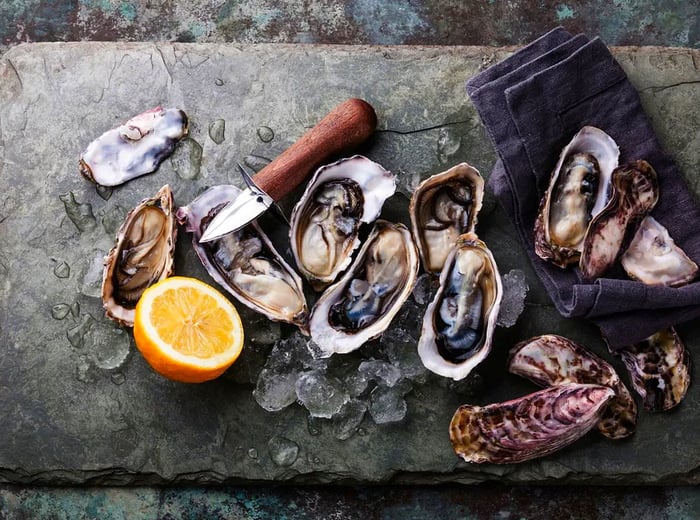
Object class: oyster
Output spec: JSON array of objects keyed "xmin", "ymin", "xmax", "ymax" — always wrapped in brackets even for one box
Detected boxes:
[
  {"xmin": 618, "ymin": 327, "xmax": 691, "ymax": 412},
  {"xmin": 417, "ymin": 232, "xmax": 503, "ymax": 380},
  {"xmin": 535, "ymin": 126, "xmax": 619, "ymax": 267},
  {"xmin": 289, "ymin": 155, "xmax": 396, "ymax": 290},
  {"xmin": 409, "ymin": 162, "xmax": 484, "ymax": 273},
  {"xmin": 450, "ymin": 384, "xmax": 614, "ymax": 464},
  {"xmin": 309, "ymin": 220, "xmax": 419, "ymax": 355},
  {"xmin": 620, "ymin": 216, "xmax": 698, "ymax": 286},
  {"xmin": 579, "ymin": 160, "xmax": 659, "ymax": 280},
  {"xmin": 176, "ymin": 185, "xmax": 309, "ymax": 333},
  {"xmin": 80, "ymin": 107, "xmax": 188, "ymax": 187},
  {"xmin": 102, "ymin": 185, "xmax": 177, "ymax": 326},
  {"xmin": 508, "ymin": 335, "xmax": 637, "ymax": 440}
]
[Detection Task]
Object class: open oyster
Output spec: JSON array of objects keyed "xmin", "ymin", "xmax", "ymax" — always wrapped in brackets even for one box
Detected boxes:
[
  {"xmin": 80, "ymin": 107, "xmax": 188, "ymax": 187},
  {"xmin": 417, "ymin": 232, "xmax": 503, "ymax": 380},
  {"xmin": 102, "ymin": 185, "xmax": 177, "ymax": 326},
  {"xmin": 409, "ymin": 162, "xmax": 484, "ymax": 273},
  {"xmin": 508, "ymin": 334, "xmax": 637, "ymax": 440},
  {"xmin": 450, "ymin": 384, "xmax": 614, "ymax": 464},
  {"xmin": 534, "ymin": 126, "xmax": 619, "ymax": 268},
  {"xmin": 620, "ymin": 216, "xmax": 698, "ymax": 286},
  {"xmin": 176, "ymin": 185, "xmax": 309, "ymax": 333},
  {"xmin": 309, "ymin": 220, "xmax": 419, "ymax": 355},
  {"xmin": 289, "ymin": 155, "xmax": 396, "ymax": 291}
]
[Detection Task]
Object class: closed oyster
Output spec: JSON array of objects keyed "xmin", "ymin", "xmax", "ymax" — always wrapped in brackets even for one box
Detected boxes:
[
  {"xmin": 417, "ymin": 232, "xmax": 502, "ymax": 380},
  {"xmin": 309, "ymin": 220, "xmax": 419, "ymax": 355},
  {"xmin": 80, "ymin": 107, "xmax": 188, "ymax": 187},
  {"xmin": 176, "ymin": 185, "xmax": 308, "ymax": 333},
  {"xmin": 579, "ymin": 160, "xmax": 659, "ymax": 280},
  {"xmin": 289, "ymin": 155, "xmax": 396, "ymax": 291},
  {"xmin": 534, "ymin": 126, "xmax": 619, "ymax": 267},
  {"xmin": 508, "ymin": 335, "xmax": 637, "ymax": 440},
  {"xmin": 620, "ymin": 216, "xmax": 698, "ymax": 286},
  {"xmin": 102, "ymin": 185, "xmax": 177, "ymax": 326},
  {"xmin": 409, "ymin": 162, "xmax": 484, "ymax": 273},
  {"xmin": 450, "ymin": 384, "xmax": 614, "ymax": 464}
]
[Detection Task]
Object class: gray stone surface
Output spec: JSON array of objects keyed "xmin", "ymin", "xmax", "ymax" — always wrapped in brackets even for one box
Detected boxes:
[{"xmin": 0, "ymin": 43, "xmax": 698, "ymax": 485}]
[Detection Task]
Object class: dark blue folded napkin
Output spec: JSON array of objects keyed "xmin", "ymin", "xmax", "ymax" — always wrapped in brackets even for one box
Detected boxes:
[{"xmin": 467, "ymin": 28, "xmax": 700, "ymax": 349}]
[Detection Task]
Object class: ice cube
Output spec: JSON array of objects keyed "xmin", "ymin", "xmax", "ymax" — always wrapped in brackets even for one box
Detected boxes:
[
  {"xmin": 332, "ymin": 399, "xmax": 368, "ymax": 440},
  {"xmin": 369, "ymin": 385, "xmax": 408, "ymax": 424},
  {"xmin": 295, "ymin": 370, "xmax": 349, "ymax": 418},
  {"xmin": 380, "ymin": 328, "xmax": 429, "ymax": 383},
  {"xmin": 253, "ymin": 368, "xmax": 299, "ymax": 412}
]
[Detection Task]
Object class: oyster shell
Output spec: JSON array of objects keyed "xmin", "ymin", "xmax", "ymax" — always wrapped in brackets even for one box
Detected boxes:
[
  {"xmin": 579, "ymin": 160, "xmax": 659, "ymax": 280},
  {"xmin": 618, "ymin": 327, "xmax": 691, "ymax": 412},
  {"xmin": 102, "ymin": 184, "xmax": 177, "ymax": 326},
  {"xmin": 176, "ymin": 185, "xmax": 309, "ymax": 333},
  {"xmin": 535, "ymin": 126, "xmax": 619, "ymax": 267},
  {"xmin": 409, "ymin": 162, "xmax": 484, "ymax": 273},
  {"xmin": 620, "ymin": 216, "xmax": 698, "ymax": 286},
  {"xmin": 417, "ymin": 232, "xmax": 503, "ymax": 380},
  {"xmin": 289, "ymin": 155, "xmax": 396, "ymax": 291},
  {"xmin": 309, "ymin": 220, "xmax": 419, "ymax": 355},
  {"xmin": 450, "ymin": 384, "xmax": 614, "ymax": 464},
  {"xmin": 80, "ymin": 107, "xmax": 188, "ymax": 187},
  {"xmin": 508, "ymin": 334, "xmax": 637, "ymax": 440}
]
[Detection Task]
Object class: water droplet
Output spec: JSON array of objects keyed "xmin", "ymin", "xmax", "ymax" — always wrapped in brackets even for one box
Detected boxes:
[
  {"xmin": 307, "ymin": 416, "xmax": 323, "ymax": 436},
  {"xmin": 268, "ymin": 436, "xmax": 299, "ymax": 467},
  {"xmin": 215, "ymin": 78, "xmax": 224, "ymax": 86},
  {"xmin": 51, "ymin": 303, "xmax": 71, "ymax": 320},
  {"xmin": 96, "ymin": 185, "xmax": 113, "ymax": 201},
  {"xmin": 70, "ymin": 301, "xmax": 81, "ymax": 317},
  {"xmin": 53, "ymin": 261, "xmax": 70, "ymax": 279},
  {"xmin": 243, "ymin": 154, "xmax": 271, "ymax": 171},
  {"xmin": 67, "ymin": 314, "xmax": 95, "ymax": 349},
  {"xmin": 102, "ymin": 205, "xmax": 127, "ymax": 236},
  {"xmin": 256, "ymin": 126, "xmax": 274, "ymax": 143},
  {"xmin": 80, "ymin": 250, "xmax": 107, "ymax": 298},
  {"xmin": 357, "ymin": 427, "xmax": 367, "ymax": 436},
  {"xmin": 60, "ymin": 192, "xmax": 97, "ymax": 232},
  {"xmin": 247, "ymin": 448, "xmax": 258, "ymax": 459},
  {"xmin": 171, "ymin": 138, "xmax": 203, "ymax": 180},
  {"xmin": 436, "ymin": 127, "xmax": 462, "ymax": 164},
  {"xmin": 111, "ymin": 372, "xmax": 126, "ymax": 385},
  {"xmin": 88, "ymin": 321, "xmax": 131, "ymax": 369},
  {"xmin": 209, "ymin": 119, "xmax": 226, "ymax": 144}
]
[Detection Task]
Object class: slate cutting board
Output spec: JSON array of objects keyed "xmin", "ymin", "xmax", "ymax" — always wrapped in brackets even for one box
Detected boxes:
[{"xmin": 0, "ymin": 43, "xmax": 699, "ymax": 485}]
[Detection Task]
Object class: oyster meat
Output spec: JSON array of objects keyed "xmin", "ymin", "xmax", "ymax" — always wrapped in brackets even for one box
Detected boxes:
[
  {"xmin": 102, "ymin": 184, "xmax": 177, "ymax": 326},
  {"xmin": 309, "ymin": 220, "xmax": 419, "ymax": 355},
  {"xmin": 534, "ymin": 126, "xmax": 619, "ymax": 267},
  {"xmin": 508, "ymin": 334, "xmax": 637, "ymax": 440},
  {"xmin": 417, "ymin": 232, "xmax": 503, "ymax": 380},
  {"xmin": 450, "ymin": 383, "xmax": 614, "ymax": 464},
  {"xmin": 620, "ymin": 216, "xmax": 698, "ymax": 286},
  {"xmin": 289, "ymin": 155, "xmax": 396, "ymax": 290},
  {"xmin": 80, "ymin": 107, "xmax": 188, "ymax": 187},
  {"xmin": 409, "ymin": 162, "xmax": 484, "ymax": 273},
  {"xmin": 176, "ymin": 185, "xmax": 309, "ymax": 333}
]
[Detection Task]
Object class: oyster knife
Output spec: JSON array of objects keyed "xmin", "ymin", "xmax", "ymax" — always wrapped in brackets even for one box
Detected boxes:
[{"xmin": 198, "ymin": 98, "xmax": 377, "ymax": 243}]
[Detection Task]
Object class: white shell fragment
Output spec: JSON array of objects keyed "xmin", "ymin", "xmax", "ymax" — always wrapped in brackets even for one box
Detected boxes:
[
  {"xmin": 289, "ymin": 155, "xmax": 396, "ymax": 290},
  {"xmin": 80, "ymin": 107, "xmax": 188, "ymax": 187}
]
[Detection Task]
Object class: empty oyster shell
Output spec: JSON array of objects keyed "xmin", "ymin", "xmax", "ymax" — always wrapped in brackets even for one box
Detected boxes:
[
  {"xmin": 620, "ymin": 216, "xmax": 698, "ymax": 286},
  {"xmin": 309, "ymin": 220, "xmax": 419, "ymax": 355},
  {"xmin": 508, "ymin": 334, "xmax": 637, "ymax": 440},
  {"xmin": 102, "ymin": 184, "xmax": 177, "ymax": 326},
  {"xmin": 579, "ymin": 160, "xmax": 659, "ymax": 280},
  {"xmin": 534, "ymin": 126, "xmax": 619, "ymax": 267},
  {"xmin": 450, "ymin": 383, "xmax": 614, "ymax": 464},
  {"xmin": 409, "ymin": 162, "xmax": 484, "ymax": 273},
  {"xmin": 176, "ymin": 185, "xmax": 309, "ymax": 333},
  {"xmin": 80, "ymin": 107, "xmax": 188, "ymax": 187},
  {"xmin": 289, "ymin": 155, "xmax": 396, "ymax": 291},
  {"xmin": 417, "ymin": 232, "xmax": 503, "ymax": 380}
]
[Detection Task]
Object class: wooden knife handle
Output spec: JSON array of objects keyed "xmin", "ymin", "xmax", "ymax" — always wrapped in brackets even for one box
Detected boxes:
[{"xmin": 252, "ymin": 98, "xmax": 377, "ymax": 201}]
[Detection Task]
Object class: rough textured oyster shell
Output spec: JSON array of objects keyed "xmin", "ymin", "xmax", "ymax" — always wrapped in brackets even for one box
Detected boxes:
[
  {"xmin": 289, "ymin": 155, "xmax": 395, "ymax": 291},
  {"xmin": 618, "ymin": 327, "xmax": 691, "ymax": 412},
  {"xmin": 508, "ymin": 334, "xmax": 637, "ymax": 440},
  {"xmin": 620, "ymin": 216, "xmax": 698, "ymax": 286},
  {"xmin": 102, "ymin": 184, "xmax": 177, "ymax": 326},
  {"xmin": 417, "ymin": 232, "xmax": 502, "ymax": 380},
  {"xmin": 176, "ymin": 185, "xmax": 308, "ymax": 333},
  {"xmin": 309, "ymin": 220, "xmax": 419, "ymax": 355},
  {"xmin": 409, "ymin": 162, "xmax": 484, "ymax": 273},
  {"xmin": 79, "ymin": 107, "xmax": 188, "ymax": 187},
  {"xmin": 534, "ymin": 126, "xmax": 619, "ymax": 267},
  {"xmin": 579, "ymin": 160, "xmax": 659, "ymax": 280},
  {"xmin": 450, "ymin": 384, "xmax": 614, "ymax": 464}
]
